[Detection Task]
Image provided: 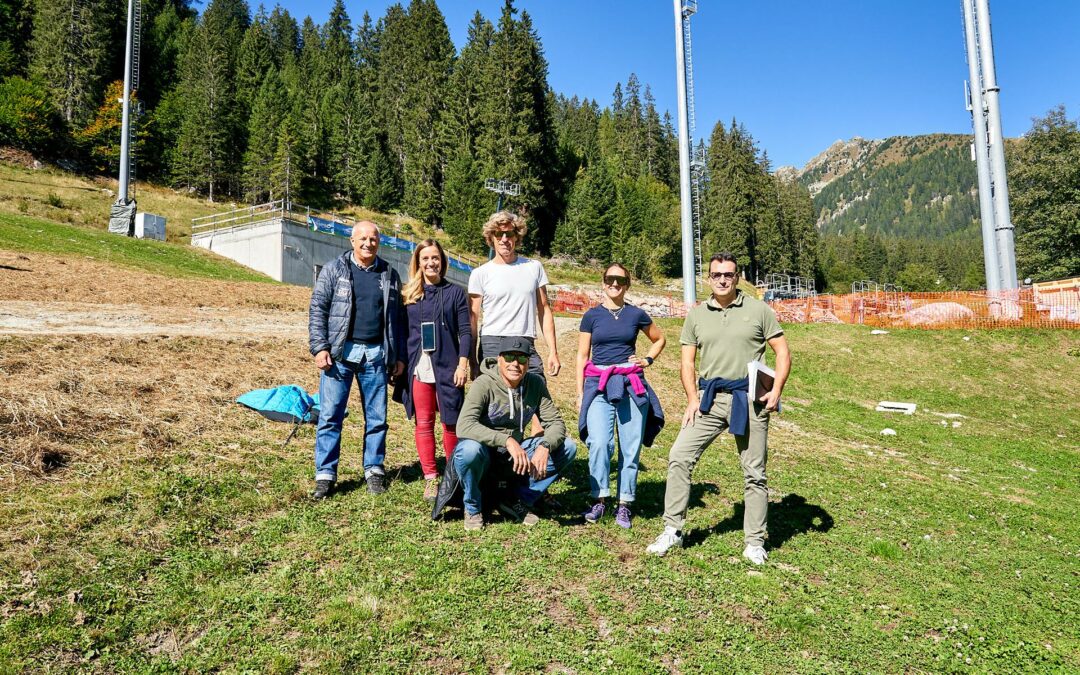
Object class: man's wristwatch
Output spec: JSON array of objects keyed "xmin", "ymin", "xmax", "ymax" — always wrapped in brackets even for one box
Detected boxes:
[
  {"xmin": 643, "ymin": 356, "xmax": 654, "ymax": 366},
  {"xmin": 537, "ymin": 441, "xmax": 551, "ymax": 451}
]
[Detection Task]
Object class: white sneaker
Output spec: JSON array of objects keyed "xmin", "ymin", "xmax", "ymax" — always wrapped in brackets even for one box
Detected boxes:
[
  {"xmin": 742, "ymin": 545, "xmax": 768, "ymax": 565},
  {"xmin": 646, "ymin": 527, "xmax": 683, "ymax": 556}
]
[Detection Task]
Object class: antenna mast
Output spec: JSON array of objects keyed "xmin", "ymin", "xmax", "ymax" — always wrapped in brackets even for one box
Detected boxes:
[{"xmin": 673, "ymin": 0, "xmax": 700, "ymax": 306}]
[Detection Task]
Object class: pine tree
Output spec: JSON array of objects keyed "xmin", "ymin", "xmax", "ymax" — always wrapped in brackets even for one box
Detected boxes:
[
  {"xmin": 610, "ymin": 174, "xmax": 679, "ymax": 281},
  {"xmin": 441, "ymin": 12, "xmax": 493, "ymax": 163},
  {"xmin": 140, "ymin": 0, "xmax": 197, "ymax": 109},
  {"xmin": 172, "ymin": 0, "xmax": 249, "ymax": 200},
  {"xmin": 242, "ymin": 68, "xmax": 288, "ymax": 202},
  {"xmin": 377, "ymin": 0, "xmax": 453, "ymax": 224},
  {"xmin": 476, "ymin": 2, "xmax": 558, "ymax": 250},
  {"xmin": 553, "ymin": 159, "xmax": 616, "ymax": 262},
  {"xmin": 318, "ymin": 1, "xmax": 356, "ymax": 199},
  {"xmin": 294, "ymin": 17, "xmax": 327, "ymax": 184},
  {"xmin": 269, "ymin": 112, "xmax": 302, "ymax": 203},
  {"xmin": 441, "ymin": 149, "xmax": 488, "ymax": 254},
  {"xmin": 267, "ymin": 6, "xmax": 299, "ymax": 68},
  {"xmin": 235, "ymin": 7, "xmax": 274, "ymax": 118},
  {"xmin": 1, "ymin": 0, "xmax": 36, "ymax": 78},
  {"xmin": 30, "ymin": 0, "xmax": 112, "ymax": 127},
  {"xmin": 338, "ymin": 12, "xmax": 380, "ymax": 202},
  {"xmin": 362, "ymin": 134, "xmax": 398, "ymax": 213}
]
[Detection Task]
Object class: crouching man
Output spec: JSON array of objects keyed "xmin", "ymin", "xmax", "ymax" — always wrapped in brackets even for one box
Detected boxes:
[{"xmin": 454, "ymin": 336, "xmax": 577, "ymax": 531}]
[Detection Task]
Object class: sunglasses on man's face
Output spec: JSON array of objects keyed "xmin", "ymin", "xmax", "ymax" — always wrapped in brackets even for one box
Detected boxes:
[
  {"xmin": 709, "ymin": 271, "xmax": 737, "ymax": 281},
  {"xmin": 500, "ymin": 352, "xmax": 529, "ymax": 365},
  {"xmin": 494, "ymin": 231, "xmax": 516, "ymax": 240},
  {"xmin": 604, "ymin": 275, "xmax": 629, "ymax": 288}
]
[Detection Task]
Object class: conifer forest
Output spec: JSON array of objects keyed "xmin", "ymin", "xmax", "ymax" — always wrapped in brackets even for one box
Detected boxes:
[{"xmin": 1, "ymin": 0, "xmax": 1076, "ymax": 287}]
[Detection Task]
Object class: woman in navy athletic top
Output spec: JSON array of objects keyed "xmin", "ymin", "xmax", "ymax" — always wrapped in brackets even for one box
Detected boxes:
[{"xmin": 575, "ymin": 263, "xmax": 666, "ymax": 529}]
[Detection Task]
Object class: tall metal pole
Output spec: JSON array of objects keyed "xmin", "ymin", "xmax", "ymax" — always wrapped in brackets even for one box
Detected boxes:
[
  {"xmin": 974, "ymin": 0, "xmax": 1017, "ymax": 290},
  {"xmin": 117, "ymin": 0, "xmax": 135, "ymax": 205},
  {"xmin": 961, "ymin": 0, "xmax": 1000, "ymax": 293},
  {"xmin": 673, "ymin": 0, "xmax": 696, "ymax": 307}
]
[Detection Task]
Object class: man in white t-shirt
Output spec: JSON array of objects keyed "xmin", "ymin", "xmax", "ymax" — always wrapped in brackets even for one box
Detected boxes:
[{"xmin": 468, "ymin": 211, "xmax": 561, "ymax": 380}]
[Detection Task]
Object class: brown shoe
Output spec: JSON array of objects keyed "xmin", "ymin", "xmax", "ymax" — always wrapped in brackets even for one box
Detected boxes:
[
  {"xmin": 464, "ymin": 512, "xmax": 484, "ymax": 531},
  {"xmin": 423, "ymin": 478, "xmax": 439, "ymax": 503}
]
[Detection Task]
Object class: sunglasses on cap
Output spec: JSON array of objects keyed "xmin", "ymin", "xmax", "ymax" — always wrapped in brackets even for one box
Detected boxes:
[
  {"xmin": 500, "ymin": 352, "xmax": 529, "ymax": 365},
  {"xmin": 604, "ymin": 275, "xmax": 629, "ymax": 287}
]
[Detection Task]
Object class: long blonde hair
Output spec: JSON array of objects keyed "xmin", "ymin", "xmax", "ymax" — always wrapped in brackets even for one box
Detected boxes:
[{"xmin": 403, "ymin": 239, "xmax": 448, "ymax": 305}]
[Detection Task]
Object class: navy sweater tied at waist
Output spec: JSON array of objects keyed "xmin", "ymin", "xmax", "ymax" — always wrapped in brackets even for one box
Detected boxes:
[{"xmin": 698, "ymin": 376, "xmax": 749, "ymax": 437}]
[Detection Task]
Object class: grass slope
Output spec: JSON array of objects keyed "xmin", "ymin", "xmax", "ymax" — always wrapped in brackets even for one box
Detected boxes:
[
  {"xmin": 0, "ymin": 212, "xmax": 275, "ymax": 282},
  {"xmin": 1, "ymin": 312, "xmax": 1077, "ymax": 670}
]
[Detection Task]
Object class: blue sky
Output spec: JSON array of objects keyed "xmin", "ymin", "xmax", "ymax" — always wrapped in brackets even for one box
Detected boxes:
[{"xmin": 264, "ymin": 0, "xmax": 1080, "ymax": 169}]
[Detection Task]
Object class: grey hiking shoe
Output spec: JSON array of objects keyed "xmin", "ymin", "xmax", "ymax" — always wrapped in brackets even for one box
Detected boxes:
[
  {"xmin": 312, "ymin": 479, "xmax": 334, "ymax": 500},
  {"xmin": 423, "ymin": 478, "xmax": 439, "ymax": 503},
  {"xmin": 498, "ymin": 500, "xmax": 540, "ymax": 526},
  {"xmin": 366, "ymin": 473, "xmax": 387, "ymax": 495},
  {"xmin": 464, "ymin": 512, "xmax": 484, "ymax": 531}
]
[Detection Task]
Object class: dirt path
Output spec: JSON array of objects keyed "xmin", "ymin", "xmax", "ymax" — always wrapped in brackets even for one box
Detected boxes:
[
  {"xmin": 0, "ymin": 301, "xmax": 307, "ymax": 338},
  {"xmin": 0, "ymin": 303, "xmax": 581, "ymax": 340}
]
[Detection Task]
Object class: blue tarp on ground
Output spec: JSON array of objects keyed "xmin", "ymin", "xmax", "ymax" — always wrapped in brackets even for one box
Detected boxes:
[
  {"xmin": 306, "ymin": 215, "xmax": 474, "ymax": 272},
  {"xmin": 237, "ymin": 385, "xmax": 320, "ymax": 424}
]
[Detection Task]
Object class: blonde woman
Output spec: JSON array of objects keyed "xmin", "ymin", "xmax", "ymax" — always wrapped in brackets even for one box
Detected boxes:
[{"xmin": 401, "ymin": 239, "xmax": 472, "ymax": 501}]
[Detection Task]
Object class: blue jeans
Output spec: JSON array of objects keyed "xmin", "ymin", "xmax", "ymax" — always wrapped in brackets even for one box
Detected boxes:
[
  {"xmin": 585, "ymin": 393, "xmax": 646, "ymax": 503},
  {"xmin": 453, "ymin": 436, "xmax": 578, "ymax": 516},
  {"xmin": 314, "ymin": 341, "xmax": 388, "ymax": 481}
]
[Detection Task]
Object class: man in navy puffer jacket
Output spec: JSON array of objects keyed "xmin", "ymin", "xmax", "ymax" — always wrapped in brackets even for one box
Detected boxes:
[{"xmin": 309, "ymin": 221, "xmax": 406, "ymax": 498}]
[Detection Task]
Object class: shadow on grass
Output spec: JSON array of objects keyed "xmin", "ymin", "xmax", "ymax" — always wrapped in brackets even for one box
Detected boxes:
[
  {"xmin": 544, "ymin": 479, "xmax": 719, "ymax": 526},
  {"xmin": 684, "ymin": 494, "xmax": 833, "ymax": 551}
]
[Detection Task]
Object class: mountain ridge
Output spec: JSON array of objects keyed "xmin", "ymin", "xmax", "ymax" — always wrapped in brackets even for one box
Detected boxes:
[{"xmin": 776, "ymin": 134, "xmax": 979, "ymax": 241}]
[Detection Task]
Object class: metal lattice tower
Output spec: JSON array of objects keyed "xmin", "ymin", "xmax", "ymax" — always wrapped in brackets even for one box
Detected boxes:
[
  {"xmin": 682, "ymin": 1, "xmax": 698, "ymax": 134},
  {"xmin": 132, "ymin": 0, "xmax": 142, "ymax": 91},
  {"xmin": 690, "ymin": 146, "xmax": 706, "ymax": 287},
  {"xmin": 128, "ymin": 0, "xmax": 143, "ymax": 196},
  {"xmin": 680, "ymin": 0, "xmax": 703, "ymax": 292}
]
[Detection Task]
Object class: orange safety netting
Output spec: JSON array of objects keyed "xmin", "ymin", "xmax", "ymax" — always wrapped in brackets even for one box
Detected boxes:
[
  {"xmin": 767, "ymin": 288, "xmax": 1079, "ymax": 329},
  {"xmin": 552, "ymin": 286, "xmax": 1080, "ymax": 329}
]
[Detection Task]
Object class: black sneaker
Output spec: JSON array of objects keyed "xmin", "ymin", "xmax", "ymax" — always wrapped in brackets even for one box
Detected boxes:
[
  {"xmin": 312, "ymin": 479, "xmax": 334, "ymax": 500},
  {"xmin": 498, "ymin": 499, "xmax": 539, "ymax": 526},
  {"xmin": 367, "ymin": 473, "xmax": 388, "ymax": 495}
]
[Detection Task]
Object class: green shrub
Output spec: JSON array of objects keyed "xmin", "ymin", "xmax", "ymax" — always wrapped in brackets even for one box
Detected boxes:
[{"xmin": 0, "ymin": 76, "xmax": 64, "ymax": 154}]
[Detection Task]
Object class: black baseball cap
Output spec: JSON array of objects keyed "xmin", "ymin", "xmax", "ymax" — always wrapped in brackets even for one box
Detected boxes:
[{"xmin": 496, "ymin": 336, "xmax": 532, "ymax": 356}]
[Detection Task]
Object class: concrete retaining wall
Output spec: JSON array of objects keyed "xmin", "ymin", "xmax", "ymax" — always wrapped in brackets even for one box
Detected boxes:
[{"xmin": 192, "ymin": 217, "xmax": 471, "ymax": 289}]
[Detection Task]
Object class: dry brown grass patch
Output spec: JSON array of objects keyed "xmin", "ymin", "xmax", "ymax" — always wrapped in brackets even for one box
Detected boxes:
[
  {"xmin": 0, "ymin": 251, "xmax": 310, "ymax": 309},
  {"xmin": 0, "ymin": 334, "xmax": 314, "ymax": 489}
]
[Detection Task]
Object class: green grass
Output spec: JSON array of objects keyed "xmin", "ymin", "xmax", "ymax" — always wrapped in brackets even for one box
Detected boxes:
[
  {"xmin": 0, "ymin": 211, "xmax": 275, "ymax": 282},
  {"xmin": 1, "ymin": 321, "xmax": 1077, "ymax": 672},
  {"xmin": 0, "ymin": 162, "xmax": 224, "ymax": 243}
]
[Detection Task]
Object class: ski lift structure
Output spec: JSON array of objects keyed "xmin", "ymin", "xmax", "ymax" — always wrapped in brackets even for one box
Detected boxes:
[
  {"xmin": 761, "ymin": 272, "xmax": 816, "ymax": 302},
  {"xmin": 849, "ymin": 280, "xmax": 908, "ymax": 323}
]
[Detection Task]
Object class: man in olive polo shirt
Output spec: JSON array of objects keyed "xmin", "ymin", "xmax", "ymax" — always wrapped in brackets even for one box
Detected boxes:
[{"xmin": 646, "ymin": 253, "xmax": 791, "ymax": 564}]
